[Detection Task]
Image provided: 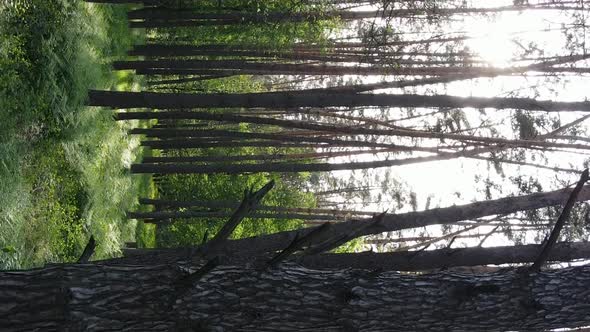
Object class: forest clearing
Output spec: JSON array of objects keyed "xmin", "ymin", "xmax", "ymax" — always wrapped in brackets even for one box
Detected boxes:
[{"xmin": 2, "ymin": 0, "xmax": 590, "ymax": 330}]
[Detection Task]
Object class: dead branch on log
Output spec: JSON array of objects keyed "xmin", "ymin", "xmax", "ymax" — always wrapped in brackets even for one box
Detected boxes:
[
  {"xmin": 78, "ymin": 236, "xmax": 96, "ymax": 263},
  {"xmin": 530, "ymin": 169, "xmax": 590, "ymax": 272},
  {"xmin": 267, "ymin": 223, "xmax": 332, "ymax": 267},
  {"xmin": 303, "ymin": 212, "xmax": 386, "ymax": 256},
  {"xmin": 204, "ymin": 180, "xmax": 275, "ymax": 253}
]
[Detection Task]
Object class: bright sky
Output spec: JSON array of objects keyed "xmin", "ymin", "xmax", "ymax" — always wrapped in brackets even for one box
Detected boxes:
[{"xmin": 321, "ymin": 2, "xmax": 590, "ymax": 251}]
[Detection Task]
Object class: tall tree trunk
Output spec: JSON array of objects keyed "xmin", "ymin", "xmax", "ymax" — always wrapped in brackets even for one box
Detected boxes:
[
  {"xmin": 114, "ymin": 59, "xmax": 589, "ymax": 77},
  {"xmin": 128, "ymin": 43, "xmax": 476, "ymax": 60},
  {"xmin": 88, "ymin": 90, "xmax": 590, "ymax": 112},
  {"xmin": 139, "ymin": 198, "xmax": 379, "ymax": 216},
  {"xmin": 2, "ymin": 262, "xmax": 590, "ymax": 331},
  {"xmin": 117, "ymin": 111, "xmax": 590, "ymax": 152},
  {"xmin": 141, "ymin": 140, "xmax": 320, "ymax": 149},
  {"xmin": 129, "ymin": 144, "xmax": 584, "ymax": 174},
  {"xmin": 127, "ymin": 5, "xmax": 583, "ymax": 28},
  {"xmin": 129, "ymin": 150, "xmax": 473, "ymax": 174},
  {"xmin": 128, "ymin": 210, "xmax": 345, "ymax": 221},
  {"xmin": 132, "ymin": 129, "xmax": 403, "ymax": 149},
  {"xmin": 113, "ymin": 59, "xmax": 505, "ymax": 76},
  {"xmin": 127, "ymin": 44, "xmax": 465, "ymax": 65},
  {"xmin": 140, "ymin": 148, "xmax": 399, "ymax": 163}
]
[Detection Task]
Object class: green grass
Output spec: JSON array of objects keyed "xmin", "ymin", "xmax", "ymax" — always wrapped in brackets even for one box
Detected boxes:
[{"xmin": 0, "ymin": 1, "xmax": 152, "ymax": 269}]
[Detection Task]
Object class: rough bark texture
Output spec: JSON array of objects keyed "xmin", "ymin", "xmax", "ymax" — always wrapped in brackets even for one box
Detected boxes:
[{"xmin": 2, "ymin": 263, "xmax": 590, "ymax": 331}]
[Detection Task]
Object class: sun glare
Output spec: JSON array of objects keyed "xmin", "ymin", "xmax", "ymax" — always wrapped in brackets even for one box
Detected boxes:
[{"xmin": 464, "ymin": 11, "xmax": 546, "ymax": 67}]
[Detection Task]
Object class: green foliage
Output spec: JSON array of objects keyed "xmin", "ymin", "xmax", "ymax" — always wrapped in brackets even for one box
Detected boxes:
[
  {"xmin": 0, "ymin": 2, "xmax": 150, "ymax": 269},
  {"xmin": 1, "ymin": 1, "xmax": 99, "ymax": 138},
  {"xmin": 22, "ymin": 145, "xmax": 87, "ymax": 263},
  {"xmin": 149, "ymin": 0, "xmax": 339, "ymax": 49},
  {"xmin": 513, "ymin": 111, "xmax": 539, "ymax": 140},
  {"xmin": 136, "ymin": 221, "xmax": 157, "ymax": 248},
  {"xmin": 0, "ymin": 0, "xmax": 349, "ymax": 267},
  {"xmin": 156, "ymin": 170, "xmax": 315, "ymax": 247}
]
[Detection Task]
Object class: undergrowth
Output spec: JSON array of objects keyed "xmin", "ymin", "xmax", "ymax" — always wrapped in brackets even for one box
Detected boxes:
[{"xmin": 0, "ymin": 1, "xmax": 150, "ymax": 269}]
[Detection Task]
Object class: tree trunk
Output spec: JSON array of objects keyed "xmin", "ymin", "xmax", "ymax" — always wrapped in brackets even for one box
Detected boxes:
[
  {"xmin": 2, "ymin": 262, "xmax": 590, "ymax": 331},
  {"xmin": 299, "ymin": 242, "xmax": 590, "ymax": 271},
  {"xmin": 114, "ymin": 59, "xmax": 589, "ymax": 77},
  {"xmin": 117, "ymin": 111, "xmax": 590, "ymax": 152},
  {"xmin": 140, "ymin": 148, "xmax": 400, "ymax": 163},
  {"xmin": 88, "ymin": 90, "xmax": 590, "ymax": 112},
  {"xmin": 213, "ymin": 184, "xmax": 590, "ymax": 257},
  {"xmin": 128, "ymin": 210, "xmax": 345, "ymax": 221},
  {"xmin": 133, "ymin": 129, "xmax": 398, "ymax": 149},
  {"xmin": 129, "ymin": 151, "xmax": 473, "ymax": 174},
  {"xmin": 141, "ymin": 140, "xmax": 320, "ymax": 150},
  {"xmin": 139, "ymin": 198, "xmax": 379, "ymax": 216},
  {"xmin": 127, "ymin": 5, "xmax": 582, "ymax": 28},
  {"xmin": 113, "ymin": 59, "xmax": 503, "ymax": 76}
]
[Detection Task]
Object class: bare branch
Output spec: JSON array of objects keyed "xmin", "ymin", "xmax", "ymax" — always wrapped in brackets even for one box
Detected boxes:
[
  {"xmin": 267, "ymin": 223, "xmax": 332, "ymax": 267},
  {"xmin": 478, "ymin": 225, "xmax": 500, "ymax": 247},
  {"xmin": 78, "ymin": 236, "xmax": 96, "ymax": 264},
  {"xmin": 205, "ymin": 180, "xmax": 275, "ymax": 252},
  {"xmin": 303, "ymin": 212, "xmax": 386, "ymax": 256},
  {"xmin": 530, "ymin": 169, "xmax": 590, "ymax": 272}
]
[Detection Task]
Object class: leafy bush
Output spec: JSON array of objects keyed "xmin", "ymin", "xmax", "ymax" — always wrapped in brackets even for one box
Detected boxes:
[{"xmin": 0, "ymin": 1, "xmax": 149, "ymax": 269}]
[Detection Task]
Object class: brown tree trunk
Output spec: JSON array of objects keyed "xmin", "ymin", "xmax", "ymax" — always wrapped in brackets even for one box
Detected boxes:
[
  {"xmin": 141, "ymin": 140, "xmax": 320, "ymax": 150},
  {"xmin": 299, "ymin": 242, "xmax": 590, "ymax": 271},
  {"xmin": 113, "ymin": 59, "xmax": 499, "ymax": 76},
  {"xmin": 139, "ymin": 198, "xmax": 379, "ymax": 216},
  {"xmin": 88, "ymin": 90, "xmax": 590, "ymax": 112},
  {"xmin": 127, "ymin": 5, "xmax": 582, "ymax": 28},
  {"xmin": 132, "ymin": 128, "xmax": 399, "ymax": 149},
  {"xmin": 140, "ymin": 148, "xmax": 400, "ymax": 163},
  {"xmin": 129, "ymin": 151, "xmax": 474, "ymax": 174},
  {"xmin": 128, "ymin": 210, "xmax": 346, "ymax": 221}
]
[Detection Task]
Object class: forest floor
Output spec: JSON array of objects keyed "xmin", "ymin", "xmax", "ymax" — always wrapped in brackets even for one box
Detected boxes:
[{"xmin": 0, "ymin": 1, "xmax": 155, "ymax": 269}]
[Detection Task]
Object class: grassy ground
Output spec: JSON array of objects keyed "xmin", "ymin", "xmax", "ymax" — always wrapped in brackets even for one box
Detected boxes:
[{"xmin": 0, "ymin": 1, "xmax": 154, "ymax": 269}]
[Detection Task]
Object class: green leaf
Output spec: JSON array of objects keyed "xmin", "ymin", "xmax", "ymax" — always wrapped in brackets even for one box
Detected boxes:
[{"xmin": 2, "ymin": 246, "xmax": 16, "ymax": 254}]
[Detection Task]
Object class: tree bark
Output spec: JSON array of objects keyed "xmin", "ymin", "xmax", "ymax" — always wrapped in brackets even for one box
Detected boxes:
[
  {"xmin": 3, "ymin": 262, "xmax": 590, "ymax": 331},
  {"xmin": 299, "ymin": 242, "xmax": 590, "ymax": 271}
]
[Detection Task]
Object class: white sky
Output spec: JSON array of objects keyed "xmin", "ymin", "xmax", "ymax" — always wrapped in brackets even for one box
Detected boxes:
[{"xmin": 317, "ymin": 2, "xmax": 590, "ymax": 250}]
